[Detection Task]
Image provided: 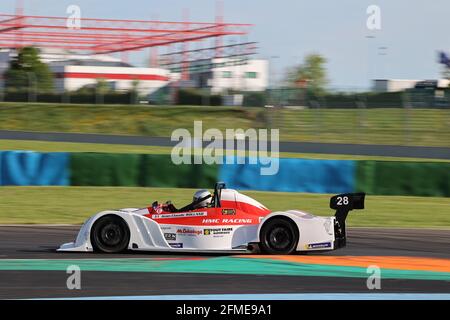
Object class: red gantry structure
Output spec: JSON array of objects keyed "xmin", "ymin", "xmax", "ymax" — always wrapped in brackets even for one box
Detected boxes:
[
  {"xmin": 0, "ymin": 12, "xmax": 252, "ymax": 55},
  {"xmin": 0, "ymin": 3, "xmax": 261, "ymax": 97}
]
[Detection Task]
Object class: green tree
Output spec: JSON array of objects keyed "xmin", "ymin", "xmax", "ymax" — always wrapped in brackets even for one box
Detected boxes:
[
  {"xmin": 130, "ymin": 79, "xmax": 140, "ymax": 104},
  {"xmin": 4, "ymin": 47, "xmax": 54, "ymax": 92},
  {"xmin": 288, "ymin": 53, "xmax": 328, "ymax": 95},
  {"xmin": 95, "ymin": 78, "xmax": 110, "ymax": 95}
]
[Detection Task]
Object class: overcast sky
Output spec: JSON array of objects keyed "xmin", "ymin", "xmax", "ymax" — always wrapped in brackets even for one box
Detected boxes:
[{"xmin": 1, "ymin": 0, "xmax": 449, "ymax": 90}]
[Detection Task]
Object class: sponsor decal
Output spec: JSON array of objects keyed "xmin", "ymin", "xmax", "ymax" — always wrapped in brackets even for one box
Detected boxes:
[
  {"xmin": 306, "ymin": 242, "xmax": 332, "ymax": 249},
  {"xmin": 201, "ymin": 218, "xmax": 253, "ymax": 224},
  {"xmin": 164, "ymin": 233, "xmax": 176, "ymax": 241},
  {"xmin": 202, "ymin": 219, "xmax": 220, "ymax": 224},
  {"xmin": 203, "ymin": 227, "xmax": 233, "ymax": 236},
  {"xmin": 152, "ymin": 211, "xmax": 207, "ymax": 219},
  {"xmin": 177, "ymin": 228, "xmax": 203, "ymax": 236},
  {"xmin": 169, "ymin": 243, "xmax": 183, "ymax": 248},
  {"xmin": 222, "ymin": 218, "xmax": 253, "ymax": 224},
  {"xmin": 221, "ymin": 208, "xmax": 236, "ymax": 215},
  {"xmin": 323, "ymin": 219, "xmax": 333, "ymax": 235}
]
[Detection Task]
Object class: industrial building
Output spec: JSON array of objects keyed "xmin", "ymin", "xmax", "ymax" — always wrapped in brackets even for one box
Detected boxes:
[
  {"xmin": 373, "ymin": 79, "xmax": 450, "ymax": 92},
  {"xmin": 189, "ymin": 58, "xmax": 268, "ymax": 93},
  {"xmin": 0, "ymin": 48, "xmax": 267, "ymax": 97}
]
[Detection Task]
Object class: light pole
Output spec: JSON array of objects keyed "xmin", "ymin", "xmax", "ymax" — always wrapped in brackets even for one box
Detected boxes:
[
  {"xmin": 269, "ymin": 55, "xmax": 280, "ymax": 89},
  {"xmin": 366, "ymin": 35, "xmax": 376, "ymax": 88},
  {"xmin": 365, "ymin": 35, "xmax": 376, "ymax": 89},
  {"xmin": 377, "ymin": 46, "xmax": 388, "ymax": 80}
]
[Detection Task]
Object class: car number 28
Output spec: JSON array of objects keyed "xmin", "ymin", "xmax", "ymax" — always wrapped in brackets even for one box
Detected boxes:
[{"xmin": 336, "ymin": 196, "xmax": 349, "ymax": 205}]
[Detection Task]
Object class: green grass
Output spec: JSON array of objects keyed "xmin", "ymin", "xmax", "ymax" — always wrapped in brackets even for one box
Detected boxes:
[
  {"xmin": 0, "ymin": 102, "xmax": 449, "ymax": 147},
  {"xmin": 0, "ymin": 139, "xmax": 175, "ymax": 155},
  {"xmin": 0, "ymin": 186, "xmax": 449, "ymax": 227},
  {"xmin": 1, "ymin": 139, "xmax": 449, "ymax": 162}
]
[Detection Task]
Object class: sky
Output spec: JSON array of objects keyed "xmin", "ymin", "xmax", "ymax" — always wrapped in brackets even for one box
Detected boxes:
[{"xmin": 1, "ymin": 0, "xmax": 449, "ymax": 90}]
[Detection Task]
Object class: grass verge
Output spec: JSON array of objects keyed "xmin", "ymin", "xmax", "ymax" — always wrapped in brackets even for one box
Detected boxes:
[
  {"xmin": 0, "ymin": 186, "xmax": 449, "ymax": 227},
  {"xmin": 0, "ymin": 102, "xmax": 448, "ymax": 147},
  {"xmin": 1, "ymin": 139, "xmax": 448, "ymax": 162}
]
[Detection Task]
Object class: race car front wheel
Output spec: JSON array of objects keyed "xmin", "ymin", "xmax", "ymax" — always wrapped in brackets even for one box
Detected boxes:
[
  {"xmin": 260, "ymin": 218, "xmax": 299, "ymax": 255},
  {"xmin": 91, "ymin": 215, "xmax": 130, "ymax": 253}
]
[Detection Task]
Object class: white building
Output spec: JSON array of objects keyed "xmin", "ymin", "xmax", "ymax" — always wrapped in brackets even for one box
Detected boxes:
[
  {"xmin": 189, "ymin": 58, "xmax": 268, "ymax": 94},
  {"xmin": 0, "ymin": 48, "xmax": 269, "ymax": 99},
  {"xmin": 0, "ymin": 48, "xmax": 171, "ymax": 96},
  {"xmin": 373, "ymin": 79, "xmax": 420, "ymax": 92},
  {"xmin": 373, "ymin": 79, "xmax": 450, "ymax": 92},
  {"xmin": 50, "ymin": 62, "xmax": 170, "ymax": 95}
]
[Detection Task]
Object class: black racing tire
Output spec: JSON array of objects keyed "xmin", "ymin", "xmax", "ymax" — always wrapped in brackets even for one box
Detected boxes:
[
  {"xmin": 259, "ymin": 217, "xmax": 299, "ymax": 255},
  {"xmin": 90, "ymin": 215, "xmax": 130, "ymax": 253}
]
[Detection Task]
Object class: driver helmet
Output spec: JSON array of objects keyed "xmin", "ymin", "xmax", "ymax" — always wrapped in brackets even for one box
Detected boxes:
[{"xmin": 193, "ymin": 189, "xmax": 212, "ymax": 208}]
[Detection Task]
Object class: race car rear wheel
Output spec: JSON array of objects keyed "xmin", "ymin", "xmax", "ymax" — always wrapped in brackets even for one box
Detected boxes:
[
  {"xmin": 260, "ymin": 217, "xmax": 299, "ymax": 255},
  {"xmin": 91, "ymin": 215, "xmax": 130, "ymax": 253}
]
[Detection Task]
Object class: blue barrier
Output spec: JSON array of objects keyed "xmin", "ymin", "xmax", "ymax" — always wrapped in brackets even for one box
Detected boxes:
[
  {"xmin": 219, "ymin": 157, "xmax": 355, "ymax": 193},
  {"xmin": 0, "ymin": 151, "xmax": 356, "ymax": 192},
  {"xmin": 0, "ymin": 151, "xmax": 69, "ymax": 186}
]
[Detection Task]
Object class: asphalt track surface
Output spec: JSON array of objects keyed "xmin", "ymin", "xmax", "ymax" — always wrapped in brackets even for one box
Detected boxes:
[
  {"xmin": 1, "ymin": 130, "xmax": 449, "ymax": 159},
  {"xmin": 0, "ymin": 226, "xmax": 449, "ymax": 299}
]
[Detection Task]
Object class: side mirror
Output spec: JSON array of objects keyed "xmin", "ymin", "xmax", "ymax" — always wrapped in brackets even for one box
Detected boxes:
[{"xmin": 213, "ymin": 182, "xmax": 226, "ymax": 208}]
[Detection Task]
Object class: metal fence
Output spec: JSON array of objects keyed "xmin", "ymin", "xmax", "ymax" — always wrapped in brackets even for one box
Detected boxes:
[{"xmin": 263, "ymin": 88, "xmax": 450, "ymax": 109}]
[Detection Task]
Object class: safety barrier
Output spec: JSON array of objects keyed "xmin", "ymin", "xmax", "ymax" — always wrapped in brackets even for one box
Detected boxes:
[
  {"xmin": 219, "ymin": 158, "xmax": 355, "ymax": 194},
  {"xmin": 70, "ymin": 152, "xmax": 141, "ymax": 186},
  {"xmin": 139, "ymin": 154, "xmax": 219, "ymax": 188},
  {"xmin": 70, "ymin": 153, "xmax": 218, "ymax": 188},
  {"xmin": 0, "ymin": 151, "xmax": 448, "ymax": 197},
  {"xmin": 356, "ymin": 160, "xmax": 450, "ymax": 197},
  {"xmin": 0, "ymin": 151, "xmax": 69, "ymax": 186}
]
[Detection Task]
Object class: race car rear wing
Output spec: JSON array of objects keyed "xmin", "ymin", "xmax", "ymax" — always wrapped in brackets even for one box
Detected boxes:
[
  {"xmin": 330, "ymin": 192, "xmax": 365, "ymax": 248},
  {"xmin": 330, "ymin": 192, "xmax": 365, "ymax": 211}
]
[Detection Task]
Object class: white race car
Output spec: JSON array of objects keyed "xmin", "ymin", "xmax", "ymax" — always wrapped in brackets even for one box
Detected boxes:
[{"xmin": 58, "ymin": 182, "xmax": 365, "ymax": 254}]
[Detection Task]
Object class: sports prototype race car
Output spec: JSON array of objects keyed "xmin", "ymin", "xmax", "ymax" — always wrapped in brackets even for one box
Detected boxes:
[{"xmin": 58, "ymin": 182, "xmax": 365, "ymax": 254}]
